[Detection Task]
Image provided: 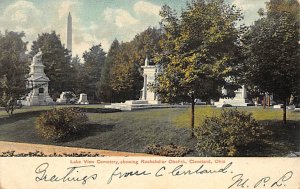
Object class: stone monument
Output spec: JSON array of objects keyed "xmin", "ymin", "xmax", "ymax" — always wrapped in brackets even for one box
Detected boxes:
[
  {"xmin": 22, "ymin": 50, "xmax": 53, "ymax": 106},
  {"xmin": 105, "ymin": 57, "xmax": 165, "ymax": 110},
  {"xmin": 140, "ymin": 57, "xmax": 161, "ymax": 104},
  {"xmin": 56, "ymin": 91, "xmax": 69, "ymax": 104},
  {"xmin": 57, "ymin": 91, "xmax": 76, "ymax": 104},
  {"xmin": 67, "ymin": 12, "xmax": 72, "ymax": 52},
  {"xmin": 77, "ymin": 93, "xmax": 89, "ymax": 104},
  {"xmin": 214, "ymin": 85, "xmax": 251, "ymax": 107}
]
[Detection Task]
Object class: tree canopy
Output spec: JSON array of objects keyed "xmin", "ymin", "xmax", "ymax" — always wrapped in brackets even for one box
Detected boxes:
[
  {"xmin": 0, "ymin": 31, "xmax": 28, "ymax": 116},
  {"xmin": 82, "ymin": 44, "xmax": 106, "ymax": 102},
  {"xmin": 154, "ymin": 0, "xmax": 244, "ymax": 135},
  {"xmin": 242, "ymin": 0, "xmax": 300, "ymax": 124}
]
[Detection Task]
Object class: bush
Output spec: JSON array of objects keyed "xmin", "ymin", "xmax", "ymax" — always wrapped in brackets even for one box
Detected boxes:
[
  {"xmin": 0, "ymin": 151, "xmax": 102, "ymax": 157},
  {"xmin": 36, "ymin": 107, "xmax": 88, "ymax": 141},
  {"xmin": 145, "ymin": 144, "xmax": 191, "ymax": 157},
  {"xmin": 195, "ymin": 108, "xmax": 270, "ymax": 156}
]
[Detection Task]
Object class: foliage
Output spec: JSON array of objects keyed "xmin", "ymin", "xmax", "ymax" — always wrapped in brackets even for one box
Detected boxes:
[
  {"xmin": 0, "ymin": 31, "xmax": 28, "ymax": 116},
  {"xmin": 104, "ymin": 27, "xmax": 163, "ymax": 102},
  {"xmin": 0, "ymin": 150, "xmax": 102, "ymax": 157},
  {"xmin": 30, "ymin": 31, "xmax": 73, "ymax": 98},
  {"xmin": 36, "ymin": 107, "xmax": 88, "ymax": 141},
  {"xmin": 145, "ymin": 144, "xmax": 191, "ymax": 157},
  {"xmin": 110, "ymin": 42, "xmax": 143, "ymax": 101},
  {"xmin": 71, "ymin": 55, "xmax": 84, "ymax": 95},
  {"xmin": 154, "ymin": 0, "xmax": 244, "ymax": 135},
  {"xmin": 98, "ymin": 39, "xmax": 120, "ymax": 102},
  {"xmin": 82, "ymin": 44, "xmax": 106, "ymax": 102},
  {"xmin": 241, "ymin": 0, "xmax": 300, "ymax": 124},
  {"xmin": 195, "ymin": 109, "xmax": 270, "ymax": 156}
]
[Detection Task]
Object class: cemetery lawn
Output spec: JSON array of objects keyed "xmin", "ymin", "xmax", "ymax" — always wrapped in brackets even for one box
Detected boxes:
[{"xmin": 0, "ymin": 106, "xmax": 299, "ymax": 156}]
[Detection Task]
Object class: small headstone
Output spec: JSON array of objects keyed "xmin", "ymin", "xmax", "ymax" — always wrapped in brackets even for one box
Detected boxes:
[
  {"xmin": 288, "ymin": 105, "xmax": 295, "ymax": 110},
  {"xmin": 56, "ymin": 92, "xmax": 67, "ymax": 104},
  {"xmin": 77, "ymin": 93, "xmax": 89, "ymax": 104},
  {"xmin": 273, "ymin": 104, "xmax": 283, "ymax": 109}
]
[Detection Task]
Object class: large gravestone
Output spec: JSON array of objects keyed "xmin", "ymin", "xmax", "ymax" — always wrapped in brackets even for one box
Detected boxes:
[
  {"xmin": 214, "ymin": 85, "xmax": 251, "ymax": 107},
  {"xmin": 22, "ymin": 50, "xmax": 53, "ymax": 106}
]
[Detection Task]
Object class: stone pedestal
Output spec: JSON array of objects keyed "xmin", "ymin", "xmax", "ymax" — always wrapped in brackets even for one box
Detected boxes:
[{"xmin": 22, "ymin": 50, "xmax": 53, "ymax": 106}]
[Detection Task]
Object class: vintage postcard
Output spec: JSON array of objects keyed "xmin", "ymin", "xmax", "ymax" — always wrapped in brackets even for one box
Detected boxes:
[{"xmin": 0, "ymin": 0, "xmax": 299, "ymax": 188}]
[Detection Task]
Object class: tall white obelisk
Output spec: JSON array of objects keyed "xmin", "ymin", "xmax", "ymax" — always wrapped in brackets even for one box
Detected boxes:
[{"xmin": 67, "ymin": 12, "xmax": 72, "ymax": 52}]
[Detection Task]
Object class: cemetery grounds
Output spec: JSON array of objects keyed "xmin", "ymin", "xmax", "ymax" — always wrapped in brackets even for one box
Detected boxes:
[{"xmin": 0, "ymin": 105, "xmax": 299, "ymax": 157}]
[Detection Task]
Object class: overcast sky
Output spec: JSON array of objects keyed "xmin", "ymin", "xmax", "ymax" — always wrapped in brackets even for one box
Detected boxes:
[{"xmin": 0, "ymin": 0, "xmax": 268, "ymax": 57}]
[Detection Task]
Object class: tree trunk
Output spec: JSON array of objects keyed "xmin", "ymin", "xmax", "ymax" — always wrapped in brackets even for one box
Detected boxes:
[
  {"xmin": 262, "ymin": 95, "xmax": 266, "ymax": 109},
  {"xmin": 283, "ymin": 99, "xmax": 287, "ymax": 125},
  {"xmin": 191, "ymin": 93, "xmax": 195, "ymax": 138}
]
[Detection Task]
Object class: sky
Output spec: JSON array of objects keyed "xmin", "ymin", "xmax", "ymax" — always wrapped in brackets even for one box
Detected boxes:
[{"xmin": 0, "ymin": 0, "xmax": 268, "ymax": 58}]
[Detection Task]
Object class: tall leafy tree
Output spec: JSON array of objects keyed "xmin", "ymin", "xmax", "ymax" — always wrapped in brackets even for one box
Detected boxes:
[
  {"xmin": 0, "ymin": 31, "xmax": 28, "ymax": 116},
  {"xmin": 108, "ymin": 28, "xmax": 163, "ymax": 102},
  {"xmin": 132, "ymin": 27, "xmax": 163, "ymax": 64},
  {"xmin": 70, "ymin": 55, "xmax": 83, "ymax": 95},
  {"xmin": 155, "ymin": 0, "xmax": 243, "ymax": 137},
  {"xmin": 110, "ymin": 42, "xmax": 143, "ymax": 102},
  {"xmin": 82, "ymin": 44, "xmax": 106, "ymax": 102},
  {"xmin": 242, "ymin": 0, "xmax": 300, "ymax": 124},
  {"xmin": 30, "ymin": 31, "xmax": 73, "ymax": 99},
  {"xmin": 98, "ymin": 39, "xmax": 120, "ymax": 102}
]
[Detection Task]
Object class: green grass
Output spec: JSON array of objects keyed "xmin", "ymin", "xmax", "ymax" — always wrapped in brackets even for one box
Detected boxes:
[
  {"xmin": 0, "ymin": 106, "xmax": 196, "ymax": 155},
  {"xmin": 0, "ymin": 105, "xmax": 299, "ymax": 156},
  {"xmin": 173, "ymin": 106, "xmax": 300, "ymax": 128}
]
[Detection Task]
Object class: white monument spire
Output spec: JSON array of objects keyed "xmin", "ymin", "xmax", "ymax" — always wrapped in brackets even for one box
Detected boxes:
[{"xmin": 67, "ymin": 12, "xmax": 72, "ymax": 52}]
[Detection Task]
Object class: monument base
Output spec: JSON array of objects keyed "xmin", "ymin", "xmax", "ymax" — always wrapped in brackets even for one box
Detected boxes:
[
  {"xmin": 214, "ymin": 98, "xmax": 252, "ymax": 108},
  {"xmin": 105, "ymin": 100, "xmax": 165, "ymax": 111},
  {"xmin": 22, "ymin": 95, "xmax": 53, "ymax": 106},
  {"xmin": 56, "ymin": 99, "xmax": 67, "ymax": 104}
]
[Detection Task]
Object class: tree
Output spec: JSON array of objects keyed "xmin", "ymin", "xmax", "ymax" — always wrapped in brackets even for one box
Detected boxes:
[
  {"xmin": 70, "ymin": 55, "xmax": 84, "ymax": 95},
  {"xmin": 82, "ymin": 44, "xmax": 106, "ymax": 102},
  {"xmin": 242, "ymin": 0, "xmax": 300, "ymax": 124},
  {"xmin": 108, "ymin": 28, "xmax": 163, "ymax": 102},
  {"xmin": 132, "ymin": 27, "xmax": 163, "ymax": 64},
  {"xmin": 98, "ymin": 39, "xmax": 120, "ymax": 102},
  {"xmin": 0, "ymin": 31, "xmax": 28, "ymax": 116},
  {"xmin": 110, "ymin": 42, "xmax": 143, "ymax": 102},
  {"xmin": 154, "ymin": 0, "xmax": 243, "ymax": 137},
  {"xmin": 30, "ymin": 31, "xmax": 73, "ymax": 99}
]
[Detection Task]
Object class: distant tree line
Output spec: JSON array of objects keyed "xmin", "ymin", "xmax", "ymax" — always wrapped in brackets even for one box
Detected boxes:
[{"xmin": 0, "ymin": 0, "xmax": 299, "ymax": 126}]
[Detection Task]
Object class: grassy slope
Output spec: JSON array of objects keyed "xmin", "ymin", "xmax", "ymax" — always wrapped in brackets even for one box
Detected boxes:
[
  {"xmin": 0, "ymin": 105, "xmax": 299, "ymax": 156},
  {"xmin": 0, "ymin": 107, "xmax": 198, "ymax": 155}
]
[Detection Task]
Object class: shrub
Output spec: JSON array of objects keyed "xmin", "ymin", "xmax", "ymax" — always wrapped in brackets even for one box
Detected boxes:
[
  {"xmin": 195, "ymin": 108, "xmax": 270, "ymax": 156},
  {"xmin": 0, "ymin": 150, "xmax": 102, "ymax": 157},
  {"xmin": 36, "ymin": 107, "xmax": 88, "ymax": 141},
  {"xmin": 145, "ymin": 144, "xmax": 191, "ymax": 157}
]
